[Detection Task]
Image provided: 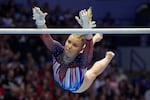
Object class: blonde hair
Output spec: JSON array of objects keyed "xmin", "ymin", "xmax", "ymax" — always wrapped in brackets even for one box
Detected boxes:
[
  {"xmin": 70, "ymin": 34, "xmax": 86, "ymax": 46},
  {"xmin": 71, "ymin": 34, "xmax": 84, "ymax": 38}
]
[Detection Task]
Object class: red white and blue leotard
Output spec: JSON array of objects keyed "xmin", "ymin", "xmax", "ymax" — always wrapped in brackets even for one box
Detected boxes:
[{"xmin": 40, "ymin": 34, "xmax": 93, "ymax": 92}]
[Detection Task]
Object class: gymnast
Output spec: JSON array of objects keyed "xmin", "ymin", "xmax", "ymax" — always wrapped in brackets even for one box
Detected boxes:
[{"xmin": 32, "ymin": 7, "xmax": 115, "ymax": 93}]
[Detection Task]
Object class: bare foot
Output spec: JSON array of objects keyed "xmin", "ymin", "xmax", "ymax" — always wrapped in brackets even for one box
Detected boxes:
[
  {"xmin": 93, "ymin": 33, "xmax": 103, "ymax": 43},
  {"xmin": 106, "ymin": 51, "xmax": 115, "ymax": 59}
]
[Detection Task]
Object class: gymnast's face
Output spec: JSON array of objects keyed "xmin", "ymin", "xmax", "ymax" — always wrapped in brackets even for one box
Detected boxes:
[{"xmin": 64, "ymin": 35, "xmax": 84, "ymax": 59}]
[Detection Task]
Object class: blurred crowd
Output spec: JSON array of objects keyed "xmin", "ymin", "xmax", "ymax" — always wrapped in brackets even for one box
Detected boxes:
[
  {"xmin": 0, "ymin": 0, "xmax": 150, "ymax": 100},
  {"xmin": 0, "ymin": 35, "xmax": 150, "ymax": 100},
  {"xmin": 0, "ymin": 0, "xmax": 149, "ymax": 28}
]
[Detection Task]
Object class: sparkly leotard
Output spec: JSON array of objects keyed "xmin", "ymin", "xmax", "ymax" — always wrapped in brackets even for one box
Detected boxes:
[{"xmin": 40, "ymin": 34, "xmax": 93, "ymax": 92}]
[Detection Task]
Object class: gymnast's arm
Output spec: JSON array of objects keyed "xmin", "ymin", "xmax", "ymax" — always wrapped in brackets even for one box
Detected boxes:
[
  {"xmin": 80, "ymin": 33, "xmax": 104, "ymax": 68},
  {"xmin": 75, "ymin": 8, "xmax": 95, "ymax": 68},
  {"xmin": 32, "ymin": 7, "xmax": 63, "ymax": 53},
  {"xmin": 36, "ymin": 24, "xmax": 56, "ymax": 51},
  {"xmin": 80, "ymin": 36, "xmax": 93, "ymax": 68}
]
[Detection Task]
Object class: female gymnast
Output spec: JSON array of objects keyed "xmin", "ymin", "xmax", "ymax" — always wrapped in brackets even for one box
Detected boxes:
[{"xmin": 32, "ymin": 7, "xmax": 115, "ymax": 93}]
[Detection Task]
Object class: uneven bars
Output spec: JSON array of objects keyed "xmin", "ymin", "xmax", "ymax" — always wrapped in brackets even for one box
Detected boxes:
[{"xmin": 0, "ymin": 28, "xmax": 149, "ymax": 34}]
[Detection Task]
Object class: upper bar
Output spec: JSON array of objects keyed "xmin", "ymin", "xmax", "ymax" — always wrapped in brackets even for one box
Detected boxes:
[{"xmin": 0, "ymin": 28, "xmax": 149, "ymax": 34}]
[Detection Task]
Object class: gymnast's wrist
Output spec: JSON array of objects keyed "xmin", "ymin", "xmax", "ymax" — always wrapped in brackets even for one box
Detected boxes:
[
  {"xmin": 82, "ymin": 24, "xmax": 91, "ymax": 29},
  {"xmin": 36, "ymin": 19, "xmax": 46, "ymax": 26},
  {"xmin": 85, "ymin": 34, "xmax": 93, "ymax": 40}
]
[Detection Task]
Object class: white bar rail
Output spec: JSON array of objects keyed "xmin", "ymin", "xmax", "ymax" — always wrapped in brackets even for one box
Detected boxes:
[{"xmin": 0, "ymin": 28, "xmax": 149, "ymax": 34}]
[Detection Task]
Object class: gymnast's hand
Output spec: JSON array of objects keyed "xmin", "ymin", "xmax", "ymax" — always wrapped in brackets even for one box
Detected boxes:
[
  {"xmin": 32, "ymin": 7, "xmax": 47, "ymax": 26},
  {"xmin": 75, "ymin": 7, "xmax": 96, "ymax": 28}
]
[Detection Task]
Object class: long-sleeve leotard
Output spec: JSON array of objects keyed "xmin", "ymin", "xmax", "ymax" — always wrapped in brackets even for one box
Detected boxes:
[{"xmin": 40, "ymin": 34, "xmax": 93, "ymax": 92}]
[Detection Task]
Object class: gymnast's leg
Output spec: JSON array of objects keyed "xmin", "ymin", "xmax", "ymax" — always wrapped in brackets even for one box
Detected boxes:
[{"xmin": 75, "ymin": 51, "xmax": 115, "ymax": 93}]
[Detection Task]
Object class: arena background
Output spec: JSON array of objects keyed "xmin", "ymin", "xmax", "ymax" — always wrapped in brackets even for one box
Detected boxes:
[{"xmin": 0, "ymin": 0, "xmax": 150, "ymax": 100}]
